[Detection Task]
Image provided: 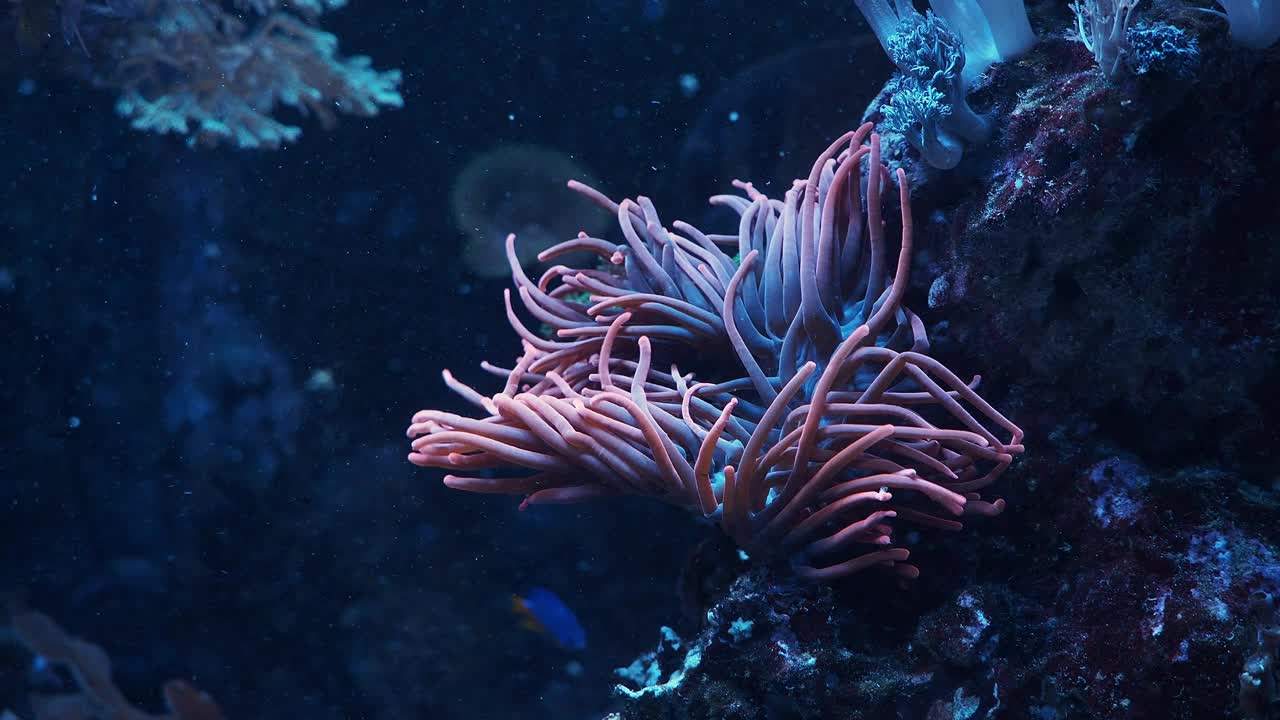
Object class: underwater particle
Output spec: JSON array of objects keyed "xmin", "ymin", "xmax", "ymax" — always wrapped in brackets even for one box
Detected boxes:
[
  {"xmin": 67, "ymin": 416, "xmax": 81, "ymax": 429},
  {"xmin": 451, "ymin": 145, "xmax": 608, "ymax": 278},
  {"xmin": 678, "ymin": 73, "xmax": 699, "ymax": 97},
  {"xmin": 642, "ymin": 0, "xmax": 666, "ymax": 22},
  {"xmin": 305, "ymin": 368, "xmax": 336, "ymax": 392},
  {"xmin": 728, "ymin": 110, "xmax": 740, "ymax": 123},
  {"xmin": 0, "ymin": 266, "xmax": 15, "ymax": 293}
]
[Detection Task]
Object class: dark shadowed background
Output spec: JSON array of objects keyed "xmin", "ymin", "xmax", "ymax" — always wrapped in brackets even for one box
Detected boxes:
[{"xmin": 0, "ymin": 2, "xmax": 893, "ymax": 718}]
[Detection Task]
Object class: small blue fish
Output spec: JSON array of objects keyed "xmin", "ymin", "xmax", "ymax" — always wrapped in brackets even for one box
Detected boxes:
[{"xmin": 512, "ymin": 587, "xmax": 587, "ymax": 651}]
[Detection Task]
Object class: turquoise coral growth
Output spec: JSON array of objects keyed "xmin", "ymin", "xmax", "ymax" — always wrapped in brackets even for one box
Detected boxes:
[
  {"xmin": 855, "ymin": 0, "xmax": 1037, "ymax": 168},
  {"xmin": 857, "ymin": 0, "xmax": 1036, "ymax": 82},
  {"xmin": 97, "ymin": 0, "xmax": 403, "ymax": 148},
  {"xmin": 1127, "ymin": 21, "xmax": 1201, "ymax": 77},
  {"xmin": 880, "ymin": 10, "xmax": 991, "ymax": 169}
]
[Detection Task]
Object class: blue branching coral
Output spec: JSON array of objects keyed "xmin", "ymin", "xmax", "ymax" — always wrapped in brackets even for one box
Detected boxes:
[
  {"xmin": 855, "ymin": 0, "xmax": 1038, "ymax": 168},
  {"xmin": 879, "ymin": 10, "xmax": 991, "ymax": 169},
  {"xmin": 1127, "ymin": 21, "xmax": 1201, "ymax": 77},
  {"xmin": 54, "ymin": 0, "xmax": 403, "ymax": 148}
]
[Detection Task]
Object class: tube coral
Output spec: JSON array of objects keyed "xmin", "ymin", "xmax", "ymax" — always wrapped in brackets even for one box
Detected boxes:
[
  {"xmin": 880, "ymin": 11, "xmax": 991, "ymax": 169},
  {"xmin": 1070, "ymin": 0, "xmax": 1143, "ymax": 78},
  {"xmin": 405, "ymin": 125, "xmax": 1024, "ymax": 581}
]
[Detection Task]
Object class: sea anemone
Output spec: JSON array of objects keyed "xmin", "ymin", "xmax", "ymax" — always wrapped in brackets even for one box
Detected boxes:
[{"xmin": 408, "ymin": 125, "xmax": 1023, "ymax": 580}]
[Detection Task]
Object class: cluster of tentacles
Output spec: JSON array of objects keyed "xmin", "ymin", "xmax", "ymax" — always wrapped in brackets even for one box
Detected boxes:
[{"xmin": 407, "ymin": 124, "xmax": 1024, "ymax": 580}]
